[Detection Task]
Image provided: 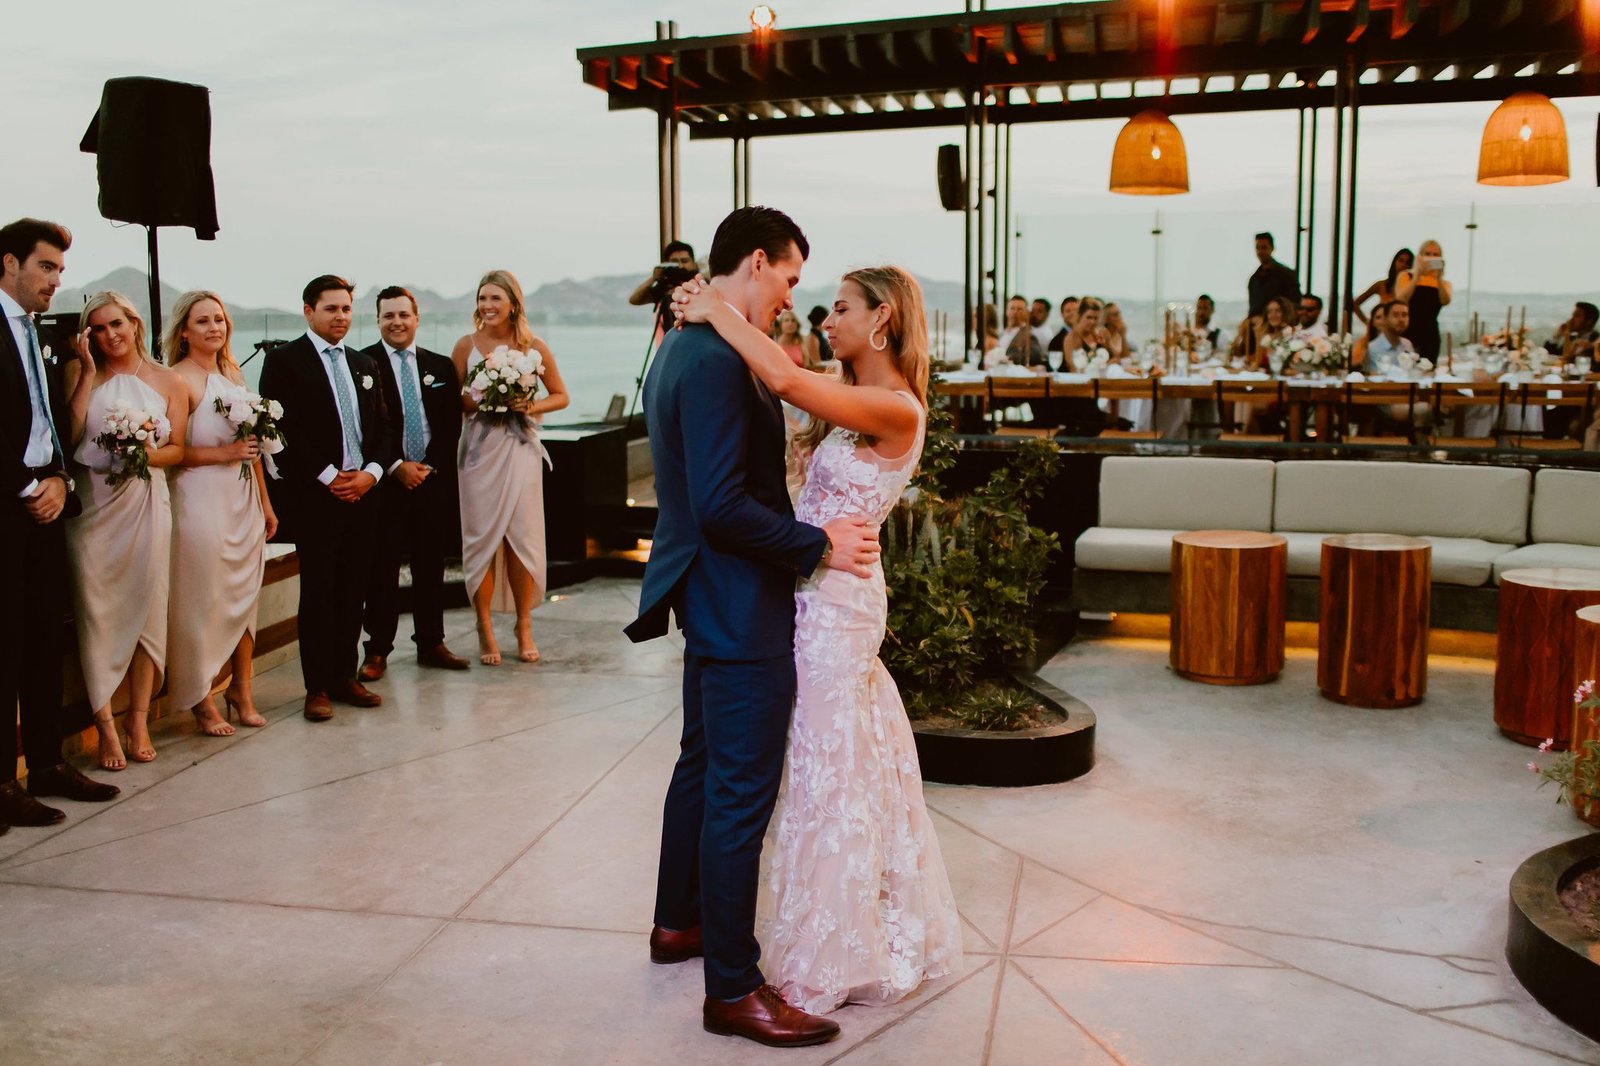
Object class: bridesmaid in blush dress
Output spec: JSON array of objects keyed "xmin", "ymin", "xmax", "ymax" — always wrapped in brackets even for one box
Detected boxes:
[
  {"xmin": 451, "ymin": 270, "xmax": 568, "ymax": 665},
  {"xmin": 64, "ymin": 292, "xmax": 189, "ymax": 771},
  {"xmin": 165, "ymin": 291, "xmax": 278, "ymax": 737}
]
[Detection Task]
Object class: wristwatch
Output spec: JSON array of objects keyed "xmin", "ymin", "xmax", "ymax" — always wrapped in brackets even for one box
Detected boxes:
[{"xmin": 50, "ymin": 471, "xmax": 75, "ymax": 493}]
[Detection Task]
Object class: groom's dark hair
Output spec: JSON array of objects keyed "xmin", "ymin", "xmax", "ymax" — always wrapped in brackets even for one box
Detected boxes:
[
  {"xmin": 302, "ymin": 274, "xmax": 355, "ymax": 309},
  {"xmin": 707, "ymin": 206, "xmax": 809, "ymax": 279},
  {"xmin": 0, "ymin": 218, "xmax": 72, "ymax": 272}
]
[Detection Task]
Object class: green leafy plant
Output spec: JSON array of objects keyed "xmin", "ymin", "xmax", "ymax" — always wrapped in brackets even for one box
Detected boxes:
[
  {"xmin": 883, "ymin": 383, "xmax": 1059, "ymax": 729},
  {"xmin": 953, "ymin": 681, "xmax": 1046, "ymax": 731},
  {"xmin": 1526, "ymin": 680, "xmax": 1600, "ymax": 824}
]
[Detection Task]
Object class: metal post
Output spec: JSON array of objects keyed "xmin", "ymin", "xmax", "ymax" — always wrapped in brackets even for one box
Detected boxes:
[
  {"xmin": 1306, "ymin": 105, "xmax": 1319, "ymax": 302},
  {"xmin": 1294, "ymin": 107, "xmax": 1306, "ymax": 289},
  {"xmin": 1465, "ymin": 202, "xmax": 1479, "ymax": 328},
  {"xmin": 1152, "ymin": 210, "xmax": 1163, "ymax": 343},
  {"xmin": 977, "ymin": 89, "xmax": 989, "ymax": 323},
  {"xmin": 655, "ymin": 21, "xmax": 673, "ymax": 251},
  {"xmin": 1326, "ymin": 71, "xmax": 1346, "ymax": 332},
  {"xmin": 667, "ymin": 21, "xmax": 681, "ymax": 242},
  {"xmin": 741, "ymin": 137, "xmax": 751, "ymax": 206},
  {"xmin": 731, "ymin": 136, "xmax": 743, "ymax": 209},
  {"xmin": 990, "ymin": 118, "xmax": 1002, "ymax": 312},
  {"xmin": 1001, "ymin": 122, "xmax": 1013, "ymax": 306},
  {"xmin": 964, "ymin": 90, "xmax": 975, "ymax": 354},
  {"xmin": 1341, "ymin": 58, "xmax": 1360, "ymax": 336},
  {"xmin": 146, "ymin": 227, "xmax": 162, "ymax": 360}
]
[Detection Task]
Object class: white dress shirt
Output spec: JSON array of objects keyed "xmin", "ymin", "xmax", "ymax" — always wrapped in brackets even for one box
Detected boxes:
[
  {"xmin": 382, "ymin": 339, "xmax": 431, "ymax": 473},
  {"xmin": 1298, "ymin": 321, "xmax": 1329, "ymax": 339},
  {"xmin": 306, "ymin": 329, "xmax": 384, "ymax": 485},
  {"xmin": 3, "ymin": 287, "xmax": 57, "ymax": 497}
]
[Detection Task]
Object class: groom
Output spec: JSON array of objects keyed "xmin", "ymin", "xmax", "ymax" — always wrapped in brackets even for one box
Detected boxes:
[{"xmin": 625, "ymin": 206, "xmax": 878, "ymax": 1048}]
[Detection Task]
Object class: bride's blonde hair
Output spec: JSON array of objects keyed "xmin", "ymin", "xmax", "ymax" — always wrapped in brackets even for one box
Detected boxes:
[{"xmin": 793, "ymin": 266, "xmax": 929, "ymax": 455}]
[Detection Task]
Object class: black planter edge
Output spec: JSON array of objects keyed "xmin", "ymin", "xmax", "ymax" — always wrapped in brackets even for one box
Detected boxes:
[
  {"xmin": 1506, "ymin": 831, "xmax": 1600, "ymax": 1045},
  {"xmin": 912, "ymin": 669, "xmax": 1096, "ymax": 788}
]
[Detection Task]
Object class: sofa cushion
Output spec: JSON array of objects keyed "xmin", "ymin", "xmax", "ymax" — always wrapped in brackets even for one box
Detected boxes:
[
  {"xmin": 1531, "ymin": 469, "xmax": 1600, "ymax": 549},
  {"xmin": 1074, "ymin": 527, "xmax": 1184, "ymax": 573},
  {"xmin": 1492, "ymin": 543, "xmax": 1600, "ymax": 583},
  {"xmin": 1098, "ymin": 456, "xmax": 1275, "ymax": 532},
  {"xmin": 1277, "ymin": 532, "xmax": 1510, "ymax": 587},
  {"xmin": 1272, "ymin": 461, "xmax": 1530, "ymax": 544}
]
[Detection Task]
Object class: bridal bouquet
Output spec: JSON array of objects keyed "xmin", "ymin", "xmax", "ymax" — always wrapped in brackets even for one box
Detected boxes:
[
  {"xmin": 214, "ymin": 384, "xmax": 286, "ymax": 481},
  {"xmin": 465, "ymin": 345, "xmax": 544, "ymax": 425},
  {"xmin": 93, "ymin": 401, "xmax": 171, "ymax": 487}
]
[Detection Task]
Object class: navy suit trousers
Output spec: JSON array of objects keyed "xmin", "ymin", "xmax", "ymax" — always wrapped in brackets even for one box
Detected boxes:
[{"xmin": 655, "ymin": 652, "xmax": 795, "ymax": 1000}]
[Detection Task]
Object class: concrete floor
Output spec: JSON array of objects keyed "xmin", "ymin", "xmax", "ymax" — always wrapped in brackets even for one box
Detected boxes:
[{"xmin": 1, "ymin": 576, "xmax": 1596, "ymax": 1065}]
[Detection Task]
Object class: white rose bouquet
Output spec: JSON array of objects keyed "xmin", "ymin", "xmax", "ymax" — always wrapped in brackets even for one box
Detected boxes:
[
  {"xmin": 93, "ymin": 400, "xmax": 171, "ymax": 487},
  {"xmin": 465, "ymin": 344, "xmax": 544, "ymax": 426},
  {"xmin": 214, "ymin": 383, "xmax": 286, "ymax": 480}
]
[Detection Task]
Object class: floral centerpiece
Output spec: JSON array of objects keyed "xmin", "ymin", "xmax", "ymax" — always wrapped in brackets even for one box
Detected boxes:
[
  {"xmin": 465, "ymin": 345, "xmax": 544, "ymax": 426},
  {"xmin": 1264, "ymin": 332, "xmax": 1358, "ymax": 377},
  {"xmin": 92, "ymin": 401, "xmax": 170, "ymax": 487},
  {"xmin": 214, "ymin": 384, "xmax": 286, "ymax": 481}
]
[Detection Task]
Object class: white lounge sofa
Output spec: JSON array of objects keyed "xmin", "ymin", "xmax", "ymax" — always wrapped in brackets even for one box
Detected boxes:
[{"xmin": 1491, "ymin": 468, "xmax": 1600, "ymax": 579}]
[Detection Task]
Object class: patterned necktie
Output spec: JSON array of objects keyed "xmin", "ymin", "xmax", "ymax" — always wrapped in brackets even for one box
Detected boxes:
[
  {"xmin": 21, "ymin": 315, "xmax": 64, "ymax": 463},
  {"xmin": 396, "ymin": 350, "xmax": 426, "ymax": 462},
  {"xmin": 326, "ymin": 347, "xmax": 364, "ymax": 468}
]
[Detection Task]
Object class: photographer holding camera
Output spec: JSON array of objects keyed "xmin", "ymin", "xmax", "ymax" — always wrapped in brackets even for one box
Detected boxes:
[{"xmin": 630, "ymin": 240, "xmax": 699, "ymax": 318}]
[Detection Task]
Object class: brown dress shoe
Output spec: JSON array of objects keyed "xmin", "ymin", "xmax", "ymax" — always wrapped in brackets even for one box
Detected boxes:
[
  {"xmin": 27, "ymin": 762, "xmax": 120, "ymax": 803},
  {"xmin": 303, "ymin": 692, "xmax": 334, "ymax": 721},
  {"xmin": 358, "ymin": 655, "xmax": 387, "ymax": 682},
  {"xmin": 417, "ymin": 643, "xmax": 470, "ymax": 671},
  {"xmin": 703, "ymin": 985, "xmax": 841, "ymax": 1048},
  {"xmin": 649, "ymin": 924, "xmax": 703, "ymax": 964},
  {"xmin": 330, "ymin": 681, "xmax": 383, "ymax": 708},
  {"xmin": 0, "ymin": 780, "xmax": 65, "ymax": 826}
]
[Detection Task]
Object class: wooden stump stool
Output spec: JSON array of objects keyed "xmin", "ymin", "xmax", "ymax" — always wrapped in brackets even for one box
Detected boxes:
[
  {"xmin": 1495, "ymin": 569, "xmax": 1600, "ymax": 749},
  {"xmin": 1318, "ymin": 534, "xmax": 1431, "ymax": 708},
  {"xmin": 1170, "ymin": 530, "xmax": 1287, "ymax": 685},
  {"xmin": 1570, "ymin": 606, "xmax": 1600, "ymax": 827}
]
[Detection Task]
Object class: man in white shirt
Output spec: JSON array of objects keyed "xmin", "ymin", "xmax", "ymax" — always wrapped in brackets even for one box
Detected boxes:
[
  {"xmin": 1297, "ymin": 294, "xmax": 1328, "ymax": 339},
  {"xmin": 987, "ymin": 295, "xmax": 1046, "ymax": 369},
  {"xmin": 0, "ymin": 217, "xmax": 120, "ymax": 828},
  {"xmin": 1362, "ymin": 300, "xmax": 1415, "ymax": 376},
  {"xmin": 259, "ymin": 275, "xmax": 394, "ymax": 720}
]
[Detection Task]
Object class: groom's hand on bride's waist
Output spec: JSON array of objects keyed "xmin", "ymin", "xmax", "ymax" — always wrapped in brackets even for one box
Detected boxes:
[{"xmin": 820, "ymin": 517, "xmax": 880, "ymax": 578}]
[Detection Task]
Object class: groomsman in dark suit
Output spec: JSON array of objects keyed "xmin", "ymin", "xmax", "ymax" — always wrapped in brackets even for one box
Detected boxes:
[
  {"xmin": 358, "ymin": 286, "xmax": 469, "ymax": 679},
  {"xmin": 0, "ymin": 218, "xmax": 119, "ymax": 827},
  {"xmin": 260, "ymin": 275, "xmax": 394, "ymax": 721}
]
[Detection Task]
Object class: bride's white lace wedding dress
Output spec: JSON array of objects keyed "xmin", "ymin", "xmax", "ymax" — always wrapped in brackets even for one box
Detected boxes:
[{"xmin": 756, "ymin": 391, "xmax": 963, "ymax": 1015}]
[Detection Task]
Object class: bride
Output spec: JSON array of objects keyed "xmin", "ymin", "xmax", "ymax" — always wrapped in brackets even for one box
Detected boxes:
[{"xmin": 674, "ymin": 266, "xmax": 962, "ymax": 1014}]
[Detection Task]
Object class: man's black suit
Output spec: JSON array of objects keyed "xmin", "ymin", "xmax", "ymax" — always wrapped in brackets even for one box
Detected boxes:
[
  {"xmin": 359, "ymin": 342, "xmax": 462, "ymax": 659},
  {"xmin": 259, "ymin": 333, "xmax": 394, "ymax": 695},
  {"xmin": 0, "ymin": 312, "xmax": 86, "ymax": 781}
]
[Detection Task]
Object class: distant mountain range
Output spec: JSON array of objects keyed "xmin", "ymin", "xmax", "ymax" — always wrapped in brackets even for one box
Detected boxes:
[{"xmin": 47, "ymin": 266, "xmax": 1593, "ymax": 342}]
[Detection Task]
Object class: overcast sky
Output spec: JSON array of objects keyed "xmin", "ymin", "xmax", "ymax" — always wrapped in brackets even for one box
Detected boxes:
[{"xmin": 10, "ymin": 0, "xmax": 1599, "ymax": 311}]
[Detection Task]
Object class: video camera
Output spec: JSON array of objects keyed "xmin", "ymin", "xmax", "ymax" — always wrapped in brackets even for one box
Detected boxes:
[{"xmin": 657, "ymin": 262, "xmax": 699, "ymax": 289}]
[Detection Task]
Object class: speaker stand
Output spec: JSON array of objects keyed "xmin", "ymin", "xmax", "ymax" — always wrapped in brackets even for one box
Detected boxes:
[{"xmin": 144, "ymin": 226, "xmax": 163, "ymax": 359}]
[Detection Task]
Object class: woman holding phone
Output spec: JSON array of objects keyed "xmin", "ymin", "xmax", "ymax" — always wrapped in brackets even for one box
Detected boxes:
[{"xmin": 1394, "ymin": 239, "xmax": 1452, "ymax": 363}]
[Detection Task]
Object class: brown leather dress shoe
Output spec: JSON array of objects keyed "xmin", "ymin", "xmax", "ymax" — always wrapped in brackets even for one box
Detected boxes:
[
  {"xmin": 703, "ymin": 985, "xmax": 841, "ymax": 1048},
  {"xmin": 0, "ymin": 780, "xmax": 65, "ymax": 826},
  {"xmin": 27, "ymin": 762, "xmax": 120, "ymax": 803},
  {"xmin": 358, "ymin": 655, "xmax": 387, "ymax": 682},
  {"xmin": 649, "ymin": 924, "xmax": 703, "ymax": 964},
  {"xmin": 303, "ymin": 692, "xmax": 334, "ymax": 721},
  {"xmin": 330, "ymin": 681, "xmax": 382, "ymax": 708},
  {"xmin": 417, "ymin": 643, "xmax": 470, "ymax": 671}
]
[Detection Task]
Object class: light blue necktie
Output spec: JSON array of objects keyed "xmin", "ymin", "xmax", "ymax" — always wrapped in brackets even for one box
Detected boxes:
[
  {"xmin": 326, "ymin": 347, "xmax": 363, "ymax": 468},
  {"xmin": 21, "ymin": 316, "xmax": 63, "ymax": 464},
  {"xmin": 396, "ymin": 350, "xmax": 427, "ymax": 462}
]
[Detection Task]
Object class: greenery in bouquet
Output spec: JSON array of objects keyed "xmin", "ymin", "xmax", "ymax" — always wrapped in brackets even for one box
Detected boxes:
[
  {"xmin": 881, "ymin": 385, "xmax": 1059, "ymax": 730},
  {"xmin": 92, "ymin": 400, "xmax": 170, "ymax": 487},
  {"xmin": 465, "ymin": 345, "xmax": 544, "ymax": 426},
  {"xmin": 214, "ymin": 383, "xmax": 286, "ymax": 481},
  {"xmin": 1526, "ymin": 680, "xmax": 1600, "ymax": 823}
]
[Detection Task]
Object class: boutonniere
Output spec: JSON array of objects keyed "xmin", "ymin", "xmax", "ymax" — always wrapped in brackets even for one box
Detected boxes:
[
  {"xmin": 41, "ymin": 345, "xmax": 55, "ymax": 366},
  {"xmin": 422, "ymin": 373, "xmax": 436, "ymax": 386},
  {"xmin": 360, "ymin": 374, "xmax": 374, "ymax": 390}
]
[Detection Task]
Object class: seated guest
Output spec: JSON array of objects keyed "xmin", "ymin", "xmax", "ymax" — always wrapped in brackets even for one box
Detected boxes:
[
  {"xmin": 968, "ymin": 304, "xmax": 1000, "ymax": 363},
  {"xmin": 1047, "ymin": 295, "xmax": 1079, "ymax": 353},
  {"xmin": 1251, "ymin": 296, "xmax": 1296, "ymax": 370},
  {"xmin": 803, "ymin": 305, "xmax": 833, "ymax": 364},
  {"xmin": 1194, "ymin": 294, "xmax": 1225, "ymax": 350},
  {"xmin": 1103, "ymin": 302, "xmax": 1137, "ymax": 361},
  {"xmin": 1351, "ymin": 303, "xmax": 1385, "ymax": 371},
  {"xmin": 1028, "ymin": 299, "xmax": 1054, "ymax": 350},
  {"xmin": 65, "ymin": 291, "xmax": 188, "ymax": 770},
  {"xmin": 1296, "ymin": 294, "xmax": 1327, "ymax": 338},
  {"xmin": 359, "ymin": 286, "xmax": 470, "ymax": 683},
  {"xmin": 986, "ymin": 294, "xmax": 1046, "ymax": 369},
  {"xmin": 1545, "ymin": 301, "xmax": 1599, "ymax": 361},
  {"xmin": 1360, "ymin": 300, "xmax": 1415, "ymax": 376},
  {"xmin": 1248, "ymin": 231, "xmax": 1300, "ymax": 317}
]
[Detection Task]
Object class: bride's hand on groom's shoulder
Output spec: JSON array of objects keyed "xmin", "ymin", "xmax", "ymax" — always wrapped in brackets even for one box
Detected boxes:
[{"xmin": 669, "ymin": 275, "xmax": 715, "ymax": 327}]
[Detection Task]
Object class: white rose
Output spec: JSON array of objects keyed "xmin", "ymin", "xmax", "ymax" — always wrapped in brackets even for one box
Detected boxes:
[
  {"xmin": 267, "ymin": 400, "xmax": 284, "ymax": 419},
  {"xmin": 518, "ymin": 373, "xmax": 537, "ymax": 388},
  {"xmin": 361, "ymin": 375, "xmax": 373, "ymax": 389},
  {"xmin": 261, "ymin": 438, "xmax": 284, "ymax": 455},
  {"xmin": 471, "ymin": 373, "xmax": 490, "ymax": 391},
  {"xmin": 485, "ymin": 369, "xmax": 499, "ymax": 381},
  {"xmin": 422, "ymin": 373, "xmax": 435, "ymax": 386},
  {"xmin": 133, "ymin": 429, "xmax": 149, "ymax": 441}
]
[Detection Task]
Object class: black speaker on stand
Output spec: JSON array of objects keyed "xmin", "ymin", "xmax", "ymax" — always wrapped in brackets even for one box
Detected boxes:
[
  {"xmin": 79, "ymin": 77, "xmax": 219, "ymax": 355},
  {"xmin": 937, "ymin": 144, "xmax": 966, "ymax": 211}
]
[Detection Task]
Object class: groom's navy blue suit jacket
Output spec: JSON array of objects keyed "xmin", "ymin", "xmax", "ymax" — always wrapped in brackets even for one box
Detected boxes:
[{"xmin": 625, "ymin": 322, "xmax": 828, "ymax": 661}]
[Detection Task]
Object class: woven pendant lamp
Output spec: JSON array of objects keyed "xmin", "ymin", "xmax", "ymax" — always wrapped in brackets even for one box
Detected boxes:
[
  {"xmin": 1110, "ymin": 110, "xmax": 1189, "ymax": 195},
  {"xmin": 1477, "ymin": 91, "xmax": 1568, "ymax": 187}
]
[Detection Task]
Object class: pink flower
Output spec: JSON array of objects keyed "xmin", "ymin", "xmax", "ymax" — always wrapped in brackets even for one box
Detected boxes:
[
  {"xmin": 1574, "ymin": 680, "xmax": 1596, "ymax": 704},
  {"xmin": 1538, "ymin": 738, "xmax": 1555, "ymax": 753},
  {"xmin": 1527, "ymin": 761, "xmax": 1541, "ymax": 773}
]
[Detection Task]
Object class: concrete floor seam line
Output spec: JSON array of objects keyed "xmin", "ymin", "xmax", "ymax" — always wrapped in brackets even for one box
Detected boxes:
[
  {"xmin": 1010, "ymin": 891, "xmax": 1105, "ymax": 952},
  {"xmin": 961, "ymin": 911, "xmax": 998, "ymax": 949},
  {"xmin": 0, "ymin": 877, "xmax": 456, "ymax": 922},
  {"xmin": 818, "ymin": 959, "xmax": 999, "ymax": 1066},
  {"xmin": 0, "ymin": 695, "xmax": 650, "ymax": 876},
  {"xmin": 977, "ymin": 854, "xmax": 1028, "ymax": 1066},
  {"xmin": 1422, "ymin": 1016, "xmax": 1600, "ymax": 1065},
  {"xmin": 1420, "ymin": 998, "xmax": 1522, "ymax": 1015},
  {"xmin": 442, "ymin": 707, "xmax": 677, "ymax": 922},
  {"xmin": 1009, "ymin": 959, "xmax": 1130, "ymax": 1066},
  {"xmin": 1006, "ymin": 955, "xmax": 1290, "ymax": 969},
  {"xmin": 1142, "ymin": 906, "xmax": 1502, "ymax": 965}
]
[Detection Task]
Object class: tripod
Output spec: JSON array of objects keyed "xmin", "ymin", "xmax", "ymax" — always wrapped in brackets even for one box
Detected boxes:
[{"xmin": 627, "ymin": 297, "xmax": 676, "ymax": 423}]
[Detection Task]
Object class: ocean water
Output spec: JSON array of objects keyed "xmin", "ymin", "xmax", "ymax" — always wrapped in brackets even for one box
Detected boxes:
[{"xmin": 234, "ymin": 322, "xmax": 661, "ymax": 425}]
